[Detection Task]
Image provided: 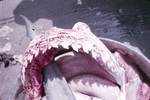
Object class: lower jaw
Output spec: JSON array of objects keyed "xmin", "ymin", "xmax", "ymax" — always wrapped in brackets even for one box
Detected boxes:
[{"xmin": 68, "ymin": 74, "xmax": 120, "ymax": 100}]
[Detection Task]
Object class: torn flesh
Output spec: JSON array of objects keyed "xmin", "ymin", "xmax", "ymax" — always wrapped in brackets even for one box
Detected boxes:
[{"xmin": 21, "ymin": 22, "xmax": 150, "ymax": 100}]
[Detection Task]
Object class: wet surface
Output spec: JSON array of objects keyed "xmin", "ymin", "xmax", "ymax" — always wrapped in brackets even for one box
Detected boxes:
[
  {"xmin": 0, "ymin": 0, "xmax": 150, "ymax": 100},
  {"xmin": 12, "ymin": 0, "xmax": 150, "ymax": 59}
]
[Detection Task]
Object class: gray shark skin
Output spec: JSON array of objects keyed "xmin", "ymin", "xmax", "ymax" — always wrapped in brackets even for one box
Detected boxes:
[
  {"xmin": 43, "ymin": 61, "xmax": 76, "ymax": 100},
  {"xmin": 20, "ymin": 15, "xmax": 38, "ymax": 40}
]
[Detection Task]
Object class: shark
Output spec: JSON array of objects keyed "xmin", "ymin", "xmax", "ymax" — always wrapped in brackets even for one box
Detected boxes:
[{"xmin": 12, "ymin": 15, "xmax": 150, "ymax": 100}]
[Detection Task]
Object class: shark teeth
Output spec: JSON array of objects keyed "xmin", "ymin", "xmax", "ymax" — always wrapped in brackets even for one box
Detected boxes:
[
  {"xmin": 30, "ymin": 47, "xmax": 35, "ymax": 54},
  {"xmin": 23, "ymin": 58, "xmax": 28, "ymax": 68},
  {"xmin": 50, "ymin": 41, "xmax": 60, "ymax": 48},
  {"xmin": 60, "ymin": 41, "xmax": 71, "ymax": 49},
  {"xmin": 71, "ymin": 43, "xmax": 81, "ymax": 52},
  {"xmin": 101, "ymin": 54, "xmax": 110, "ymax": 64},
  {"xmin": 35, "ymin": 48, "xmax": 39, "ymax": 57},
  {"xmin": 48, "ymin": 44, "xmax": 51, "ymax": 50},
  {"xmin": 28, "ymin": 55, "xmax": 33, "ymax": 63},
  {"xmin": 91, "ymin": 49, "xmax": 98, "ymax": 59},
  {"xmin": 82, "ymin": 42, "xmax": 93, "ymax": 54},
  {"xmin": 51, "ymin": 43, "xmax": 58, "ymax": 48},
  {"xmin": 42, "ymin": 47, "xmax": 47, "ymax": 54},
  {"xmin": 107, "ymin": 62, "xmax": 118, "ymax": 73}
]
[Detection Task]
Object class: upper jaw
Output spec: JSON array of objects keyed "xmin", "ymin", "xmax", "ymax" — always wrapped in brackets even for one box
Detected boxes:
[
  {"xmin": 54, "ymin": 50, "xmax": 117, "ymax": 84},
  {"xmin": 24, "ymin": 22, "xmax": 124, "ymax": 77}
]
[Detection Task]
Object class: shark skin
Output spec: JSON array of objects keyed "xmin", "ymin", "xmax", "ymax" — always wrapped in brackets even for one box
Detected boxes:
[
  {"xmin": 19, "ymin": 15, "xmax": 150, "ymax": 100},
  {"xmin": 20, "ymin": 21, "xmax": 150, "ymax": 100}
]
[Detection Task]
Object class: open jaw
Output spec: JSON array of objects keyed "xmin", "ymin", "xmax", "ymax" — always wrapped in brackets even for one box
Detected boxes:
[{"xmin": 21, "ymin": 22, "xmax": 150, "ymax": 100}]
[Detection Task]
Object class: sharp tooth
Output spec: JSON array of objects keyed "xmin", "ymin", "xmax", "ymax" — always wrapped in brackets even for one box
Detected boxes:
[
  {"xmin": 103, "ymin": 53, "xmax": 110, "ymax": 63},
  {"xmin": 42, "ymin": 46, "xmax": 48, "ymax": 54},
  {"xmin": 107, "ymin": 62, "xmax": 112, "ymax": 69},
  {"xmin": 31, "ymin": 49, "xmax": 36, "ymax": 55},
  {"xmin": 111, "ymin": 67, "xmax": 117, "ymax": 73},
  {"xmin": 48, "ymin": 44, "xmax": 51, "ymax": 50},
  {"xmin": 24, "ymin": 60, "xmax": 27, "ymax": 67},
  {"xmin": 82, "ymin": 45, "xmax": 89, "ymax": 54},
  {"xmin": 62, "ymin": 45, "xmax": 69, "ymax": 49},
  {"xmin": 60, "ymin": 41, "xmax": 71, "ymax": 49},
  {"xmin": 82, "ymin": 42, "xmax": 93, "ymax": 54},
  {"xmin": 42, "ymin": 48, "xmax": 47, "ymax": 54},
  {"xmin": 111, "ymin": 67, "xmax": 117, "ymax": 72},
  {"xmin": 22, "ymin": 67, "xmax": 25, "ymax": 77},
  {"xmin": 91, "ymin": 50, "xmax": 97, "ymax": 59},
  {"xmin": 71, "ymin": 44, "xmax": 81, "ymax": 52},
  {"xmin": 23, "ymin": 59, "xmax": 28, "ymax": 67},
  {"xmin": 107, "ymin": 62, "xmax": 117, "ymax": 72},
  {"xmin": 51, "ymin": 43, "xmax": 58, "ymax": 48},
  {"xmin": 35, "ymin": 48, "xmax": 39, "ymax": 57},
  {"xmin": 50, "ymin": 41, "xmax": 59, "ymax": 48},
  {"xmin": 28, "ymin": 55, "xmax": 33, "ymax": 63}
]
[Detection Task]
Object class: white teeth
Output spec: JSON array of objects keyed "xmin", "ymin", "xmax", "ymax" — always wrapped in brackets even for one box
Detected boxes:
[
  {"xmin": 25, "ymin": 61, "xmax": 27, "ymax": 67},
  {"xmin": 82, "ymin": 42, "xmax": 93, "ymax": 54},
  {"xmin": 111, "ymin": 67, "xmax": 117, "ymax": 73},
  {"xmin": 60, "ymin": 41, "xmax": 71, "ymax": 49},
  {"xmin": 110, "ymin": 67, "xmax": 117, "ymax": 73},
  {"xmin": 51, "ymin": 43, "xmax": 58, "ymax": 48},
  {"xmin": 28, "ymin": 55, "xmax": 33, "ymax": 63},
  {"xmin": 101, "ymin": 53, "xmax": 111, "ymax": 64},
  {"xmin": 62, "ymin": 45, "xmax": 69, "ymax": 49},
  {"xmin": 35, "ymin": 48, "xmax": 39, "ymax": 57},
  {"xmin": 50, "ymin": 41, "xmax": 59, "ymax": 48},
  {"xmin": 107, "ymin": 62, "xmax": 117, "ymax": 73},
  {"xmin": 23, "ymin": 59, "xmax": 28, "ymax": 67},
  {"xmin": 30, "ymin": 47, "xmax": 35, "ymax": 55},
  {"xmin": 22, "ymin": 67, "xmax": 25, "ymax": 78},
  {"xmin": 91, "ymin": 50, "xmax": 97, "ymax": 59},
  {"xmin": 48, "ymin": 44, "xmax": 51, "ymax": 50},
  {"xmin": 42, "ymin": 47, "xmax": 47, "ymax": 54},
  {"xmin": 71, "ymin": 44, "xmax": 81, "ymax": 52},
  {"xmin": 83, "ymin": 45, "xmax": 89, "ymax": 54}
]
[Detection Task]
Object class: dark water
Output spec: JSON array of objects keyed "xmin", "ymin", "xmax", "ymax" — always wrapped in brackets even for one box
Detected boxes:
[{"xmin": 13, "ymin": 0, "xmax": 150, "ymax": 58}]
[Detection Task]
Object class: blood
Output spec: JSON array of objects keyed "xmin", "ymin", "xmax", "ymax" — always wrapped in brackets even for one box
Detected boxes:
[{"xmin": 90, "ymin": 96, "xmax": 93, "ymax": 100}]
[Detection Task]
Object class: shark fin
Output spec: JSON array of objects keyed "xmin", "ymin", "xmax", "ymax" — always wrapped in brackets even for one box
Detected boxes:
[{"xmin": 20, "ymin": 15, "xmax": 38, "ymax": 40}]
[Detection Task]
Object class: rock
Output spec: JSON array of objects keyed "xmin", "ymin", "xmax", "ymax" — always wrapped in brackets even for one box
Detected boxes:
[
  {"xmin": 0, "ymin": 42, "xmax": 12, "ymax": 53},
  {"xmin": 0, "ymin": 26, "xmax": 13, "ymax": 37},
  {"xmin": 96, "ymin": 12, "xmax": 101, "ymax": 16}
]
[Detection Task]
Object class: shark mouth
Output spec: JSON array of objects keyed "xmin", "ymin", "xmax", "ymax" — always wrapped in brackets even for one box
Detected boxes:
[{"xmin": 21, "ymin": 22, "xmax": 150, "ymax": 100}]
